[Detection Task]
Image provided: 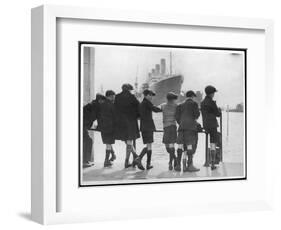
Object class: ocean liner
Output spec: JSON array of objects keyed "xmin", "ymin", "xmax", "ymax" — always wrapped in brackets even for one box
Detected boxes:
[{"xmin": 139, "ymin": 53, "xmax": 184, "ymax": 106}]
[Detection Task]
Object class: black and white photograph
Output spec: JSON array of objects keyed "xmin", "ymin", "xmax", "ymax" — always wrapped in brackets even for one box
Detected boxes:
[{"xmin": 79, "ymin": 42, "xmax": 246, "ymax": 186}]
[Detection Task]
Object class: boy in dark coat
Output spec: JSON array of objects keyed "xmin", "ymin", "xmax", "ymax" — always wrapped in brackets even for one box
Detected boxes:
[
  {"xmin": 97, "ymin": 90, "xmax": 117, "ymax": 167},
  {"xmin": 114, "ymin": 84, "xmax": 141, "ymax": 168},
  {"xmin": 134, "ymin": 89, "xmax": 162, "ymax": 170},
  {"xmin": 175, "ymin": 90, "xmax": 200, "ymax": 172},
  {"xmin": 83, "ymin": 94, "xmax": 105, "ymax": 167},
  {"xmin": 201, "ymin": 85, "xmax": 221, "ymax": 170},
  {"xmin": 160, "ymin": 92, "xmax": 178, "ymax": 170}
]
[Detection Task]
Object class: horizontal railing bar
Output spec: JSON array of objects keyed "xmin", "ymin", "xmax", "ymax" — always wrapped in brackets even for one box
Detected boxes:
[{"xmin": 88, "ymin": 128, "xmax": 207, "ymax": 134}]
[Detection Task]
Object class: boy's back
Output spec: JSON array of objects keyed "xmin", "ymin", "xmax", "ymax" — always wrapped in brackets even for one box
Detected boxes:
[{"xmin": 161, "ymin": 102, "xmax": 177, "ymax": 128}]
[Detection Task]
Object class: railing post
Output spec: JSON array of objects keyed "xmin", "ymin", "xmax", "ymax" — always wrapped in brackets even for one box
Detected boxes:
[
  {"xmin": 220, "ymin": 114, "xmax": 223, "ymax": 162},
  {"xmin": 203, "ymin": 132, "xmax": 210, "ymax": 167}
]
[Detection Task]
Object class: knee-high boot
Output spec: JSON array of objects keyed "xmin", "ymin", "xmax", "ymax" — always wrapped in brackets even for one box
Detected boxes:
[
  {"xmin": 175, "ymin": 149, "xmax": 183, "ymax": 172},
  {"xmin": 182, "ymin": 155, "xmax": 188, "ymax": 172},
  {"xmin": 109, "ymin": 149, "xmax": 116, "ymax": 162},
  {"xmin": 170, "ymin": 148, "xmax": 177, "ymax": 169},
  {"xmin": 210, "ymin": 150, "xmax": 217, "ymax": 170},
  {"xmin": 134, "ymin": 147, "xmax": 146, "ymax": 170},
  {"xmin": 146, "ymin": 150, "xmax": 153, "ymax": 170},
  {"xmin": 166, "ymin": 147, "xmax": 174, "ymax": 170},
  {"xmin": 124, "ymin": 145, "xmax": 132, "ymax": 168},
  {"xmin": 104, "ymin": 150, "xmax": 112, "ymax": 167},
  {"xmin": 187, "ymin": 151, "xmax": 200, "ymax": 172}
]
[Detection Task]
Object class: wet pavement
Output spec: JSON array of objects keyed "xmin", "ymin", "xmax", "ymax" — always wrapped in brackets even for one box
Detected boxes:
[
  {"xmin": 82, "ymin": 160, "xmax": 244, "ymax": 185},
  {"xmin": 82, "ymin": 112, "xmax": 245, "ymax": 185}
]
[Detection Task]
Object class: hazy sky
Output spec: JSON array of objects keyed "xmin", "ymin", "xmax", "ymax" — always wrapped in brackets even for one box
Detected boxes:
[{"xmin": 84, "ymin": 45, "xmax": 245, "ymax": 108}]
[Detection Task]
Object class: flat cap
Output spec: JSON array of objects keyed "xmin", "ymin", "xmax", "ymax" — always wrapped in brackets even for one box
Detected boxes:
[
  {"xmin": 122, "ymin": 83, "xmax": 134, "ymax": 91},
  {"xmin": 166, "ymin": 92, "xmax": 178, "ymax": 100},
  {"xmin": 205, "ymin": 85, "xmax": 217, "ymax": 95},
  {"xmin": 143, "ymin": 89, "xmax": 156, "ymax": 96},
  {"xmin": 185, "ymin": 90, "xmax": 197, "ymax": 98}
]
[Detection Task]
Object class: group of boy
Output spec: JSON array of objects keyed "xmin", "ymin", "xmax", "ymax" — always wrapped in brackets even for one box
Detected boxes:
[{"xmin": 83, "ymin": 83, "xmax": 221, "ymax": 172}]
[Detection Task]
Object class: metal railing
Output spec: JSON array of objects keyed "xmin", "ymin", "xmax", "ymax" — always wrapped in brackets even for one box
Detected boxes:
[{"xmin": 88, "ymin": 116, "xmax": 223, "ymax": 167}]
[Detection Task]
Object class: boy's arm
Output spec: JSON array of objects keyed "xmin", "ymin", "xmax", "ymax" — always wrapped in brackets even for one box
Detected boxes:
[
  {"xmin": 148, "ymin": 100, "xmax": 162, "ymax": 112},
  {"xmin": 193, "ymin": 103, "xmax": 200, "ymax": 120},
  {"xmin": 212, "ymin": 101, "xmax": 221, "ymax": 117},
  {"xmin": 175, "ymin": 105, "xmax": 181, "ymax": 124},
  {"xmin": 152, "ymin": 105, "xmax": 162, "ymax": 113}
]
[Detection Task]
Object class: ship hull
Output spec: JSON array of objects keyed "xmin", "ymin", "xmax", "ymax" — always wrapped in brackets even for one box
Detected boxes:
[{"xmin": 150, "ymin": 75, "xmax": 183, "ymax": 106}]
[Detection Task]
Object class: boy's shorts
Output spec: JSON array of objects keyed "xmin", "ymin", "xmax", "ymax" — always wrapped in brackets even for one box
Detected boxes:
[
  {"xmin": 141, "ymin": 131, "xmax": 154, "ymax": 144},
  {"xmin": 162, "ymin": 125, "xmax": 177, "ymax": 144},
  {"xmin": 177, "ymin": 130, "xmax": 197, "ymax": 145}
]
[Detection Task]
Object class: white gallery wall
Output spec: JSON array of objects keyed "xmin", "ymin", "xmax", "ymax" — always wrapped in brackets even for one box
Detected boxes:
[{"xmin": 0, "ymin": 0, "xmax": 280, "ymax": 229}]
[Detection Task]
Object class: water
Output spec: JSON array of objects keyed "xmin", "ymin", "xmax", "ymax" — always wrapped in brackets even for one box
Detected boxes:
[{"xmin": 89, "ymin": 111, "xmax": 245, "ymax": 165}]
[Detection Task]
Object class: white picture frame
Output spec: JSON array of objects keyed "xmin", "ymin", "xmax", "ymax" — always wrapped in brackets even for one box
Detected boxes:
[{"xmin": 31, "ymin": 5, "xmax": 274, "ymax": 225}]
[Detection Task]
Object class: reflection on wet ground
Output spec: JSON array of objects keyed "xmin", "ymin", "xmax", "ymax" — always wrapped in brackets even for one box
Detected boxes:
[
  {"xmin": 83, "ymin": 112, "xmax": 245, "ymax": 185},
  {"xmin": 82, "ymin": 162, "xmax": 244, "ymax": 185}
]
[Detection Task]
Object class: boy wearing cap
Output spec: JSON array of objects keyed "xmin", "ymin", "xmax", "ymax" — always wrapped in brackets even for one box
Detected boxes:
[
  {"xmin": 83, "ymin": 94, "xmax": 106, "ymax": 167},
  {"xmin": 98, "ymin": 90, "xmax": 117, "ymax": 167},
  {"xmin": 160, "ymin": 92, "xmax": 178, "ymax": 170},
  {"xmin": 114, "ymin": 84, "xmax": 141, "ymax": 168},
  {"xmin": 134, "ymin": 89, "xmax": 162, "ymax": 170},
  {"xmin": 175, "ymin": 90, "xmax": 200, "ymax": 172},
  {"xmin": 201, "ymin": 85, "xmax": 221, "ymax": 170}
]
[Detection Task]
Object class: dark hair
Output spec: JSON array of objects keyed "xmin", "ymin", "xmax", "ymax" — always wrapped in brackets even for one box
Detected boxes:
[
  {"xmin": 96, "ymin": 93, "xmax": 106, "ymax": 101},
  {"xmin": 105, "ymin": 90, "xmax": 116, "ymax": 97}
]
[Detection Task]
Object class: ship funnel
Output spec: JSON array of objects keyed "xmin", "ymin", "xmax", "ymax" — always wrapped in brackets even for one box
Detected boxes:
[
  {"xmin": 160, "ymin": 58, "xmax": 166, "ymax": 75},
  {"xmin": 155, "ymin": 64, "xmax": 160, "ymax": 75}
]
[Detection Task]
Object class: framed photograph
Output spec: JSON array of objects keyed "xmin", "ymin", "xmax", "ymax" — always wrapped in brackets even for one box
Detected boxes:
[
  {"xmin": 31, "ymin": 5, "xmax": 274, "ymax": 224},
  {"xmin": 79, "ymin": 42, "xmax": 247, "ymax": 187}
]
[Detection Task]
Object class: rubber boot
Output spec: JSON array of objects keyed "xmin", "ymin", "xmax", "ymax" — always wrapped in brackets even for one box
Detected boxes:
[
  {"xmin": 167, "ymin": 147, "xmax": 177, "ymax": 170},
  {"xmin": 109, "ymin": 149, "xmax": 116, "ymax": 162},
  {"xmin": 131, "ymin": 149, "xmax": 139, "ymax": 168},
  {"xmin": 203, "ymin": 149, "xmax": 211, "ymax": 167},
  {"xmin": 104, "ymin": 150, "xmax": 112, "ymax": 167},
  {"xmin": 168, "ymin": 160, "xmax": 173, "ymax": 171},
  {"xmin": 187, "ymin": 152, "xmax": 200, "ymax": 172},
  {"xmin": 134, "ymin": 147, "xmax": 146, "ymax": 170},
  {"xmin": 146, "ymin": 150, "xmax": 153, "ymax": 170},
  {"xmin": 124, "ymin": 146, "xmax": 132, "ymax": 168},
  {"xmin": 210, "ymin": 150, "xmax": 217, "ymax": 170},
  {"xmin": 182, "ymin": 159, "xmax": 188, "ymax": 172},
  {"xmin": 171, "ymin": 148, "xmax": 177, "ymax": 169},
  {"xmin": 214, "ymin": 148, "xmax": 220, "ymax": 165},
  {"xmin": 166, "ymin": 147, "xmax": 173, "ymax": 171},
  {"xmin": 175, "ymin": 149, "xmax": 183, "ymax": 172}
]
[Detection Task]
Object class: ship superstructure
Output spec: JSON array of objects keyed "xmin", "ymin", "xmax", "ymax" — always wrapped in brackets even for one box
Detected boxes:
[{"xmin": 141, "ymin": 53, "xmax": 184, "ymax": 106}]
